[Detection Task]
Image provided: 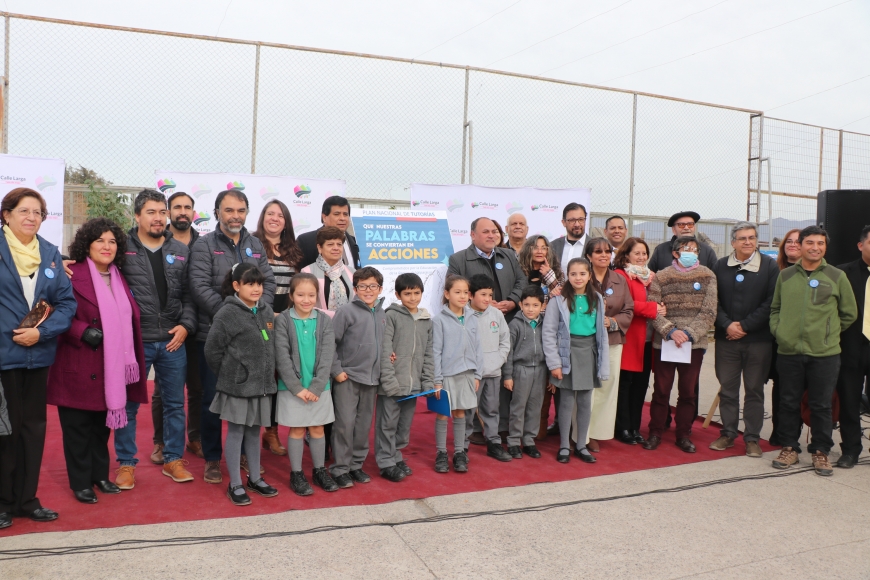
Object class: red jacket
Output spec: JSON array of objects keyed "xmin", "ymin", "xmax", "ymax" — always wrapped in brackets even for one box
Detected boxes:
[
  {"xmin": 614, "ymin": 268, "xmax": 659, "ymax": 372},
  {"xmin": 47, "ymin": 261, "xmax": 148, "ymax": 411}
]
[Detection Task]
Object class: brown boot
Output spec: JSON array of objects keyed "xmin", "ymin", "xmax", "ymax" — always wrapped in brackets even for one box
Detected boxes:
[
  {"xmin": 186, "ymin": 440, "xmax": 204, "ymax": 459},
  {"xmin": 150, "ymin": 443, "xmax": 164, "ymax": 465},
  {"xmin": 262, "ymin": 426, "xmax": 287, "ymax": 456}
]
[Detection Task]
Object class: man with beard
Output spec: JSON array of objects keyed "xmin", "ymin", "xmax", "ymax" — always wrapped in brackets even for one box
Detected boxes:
[
  {"xmin": 190, "ymin": 189, "xmax": 274, "ymax": 484},
  {"xmin": 149, "ymin": 192, "xmax": 204, "ymax": 462},
  {"xmin": 112, "ymin": 190, "xmax": 198, "ymax": 489},
  {"xmin": 550, "ymin": 203, "xmax": 589, "ymax": 270}
]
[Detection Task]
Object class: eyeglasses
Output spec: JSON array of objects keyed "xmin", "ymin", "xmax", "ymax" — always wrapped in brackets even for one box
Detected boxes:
[
  {"xmin": 564, "ymin": 217, "xmax": 586, "ymax": 224},
  {"xmin": 784, "ymin": 240, "xmax": 800, "ymax": 246},
  {"xmin": 679, "ymin": 246, "xmax": 700, "ymax": 253},
  {"xmin": 354, "ymin": 284, "xmax": 382, "ymax": 291},
  {"xmin": 591, "ymin": 248, "xmax": 610, "ymax": 254},
  {"xmin": 674, "ymin": 221, "xmax": 695, "ymax": 229},
  {"xmin": 14, "ymin": 208, "xmax": 46, "ymax": 220},
  {"xmin": 734, "ymin": 236, "xmax": 757, "ymax": 243}
]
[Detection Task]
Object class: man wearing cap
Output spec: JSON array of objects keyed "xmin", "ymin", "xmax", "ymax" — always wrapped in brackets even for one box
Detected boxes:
[{"xmin": 648, "ymin": 211, "xmax": 717, "ymax": 273}]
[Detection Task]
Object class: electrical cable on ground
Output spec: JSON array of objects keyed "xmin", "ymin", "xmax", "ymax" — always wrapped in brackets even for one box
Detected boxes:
[{"xmin": 2, "ymin": 457, "xmax": 866, "ymax": 561}]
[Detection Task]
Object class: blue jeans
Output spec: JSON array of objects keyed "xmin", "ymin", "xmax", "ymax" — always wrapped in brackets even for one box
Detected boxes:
[
  {"xmin": 198, "ymin": 341, "xmax": 223, "ymax": 462},
  {"xmin": 114, "ymin": 341, "xmax": 187, "ymax": 466}
]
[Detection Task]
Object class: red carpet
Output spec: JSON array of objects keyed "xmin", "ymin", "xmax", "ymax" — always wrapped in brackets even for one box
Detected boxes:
[{"xmin": 1, "ymin": 383, "xmax": 773, "ymax": 537}]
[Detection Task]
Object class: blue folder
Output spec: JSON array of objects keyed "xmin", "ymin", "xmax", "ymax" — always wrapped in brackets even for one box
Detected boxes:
[{"xmin": 397, "ymin": 389, "xmax": 451, "ymax": 415}]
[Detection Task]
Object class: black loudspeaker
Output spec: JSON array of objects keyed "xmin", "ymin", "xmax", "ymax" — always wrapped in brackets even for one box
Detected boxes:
[{"xmin": 816, "ymin": 190, "xmax": 870, "ymax": 267}]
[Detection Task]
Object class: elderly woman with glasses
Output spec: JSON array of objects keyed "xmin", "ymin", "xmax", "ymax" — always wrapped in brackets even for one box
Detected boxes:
[{"xmin": 643, "ymin": 235, "xmax": 717, "ymax": 453}]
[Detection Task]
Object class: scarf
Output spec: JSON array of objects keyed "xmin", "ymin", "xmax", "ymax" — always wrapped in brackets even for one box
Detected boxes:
[
  {"xmin": 672, "ymin": 259, "xmax": 700, "ymax": 273},
  {"xmin": 3, "ymin": 225, "xmax": 40, "ymax": 276},
  {"xmin": 86, "ymin": 257, "xmax": 140, "ymax": 429},
  {"xmin": 315, "ymin": 254, "xmax": 348, "ymax": 311}
]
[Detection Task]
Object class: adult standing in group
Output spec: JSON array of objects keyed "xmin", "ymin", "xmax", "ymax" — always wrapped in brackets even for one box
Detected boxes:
[
  {"xmin": 582, "ymin": 238, "xmax": 633, "ymax": 452},
  {"xmin": 648, "ymin": 211, "xmax": 717, "ymax": 272},
  {"xmin": 643, "ymin": 236, "xmax": 717, "ymax": 453},
  {"xmin": 111, "ymin": 190, "xmax": 197, "ymax": 489},
  {"xmin": 448, "ymin": 217, "xmax": 527, "ymax": 322},
  {"xmin": 504, "ymin": 213, "xmax": 529, "ymax": 257},
  {"xmin": 709, "ymin": 222, "xmax": 778, "ymax": 458},
  {"xmin": 768, "ymin": 228, "xmax": 802, "ymax": 445},
  {"xmin": 551, "ymin": 203, "xmax": 589, "ymax": 273},
  {"xmin": 604, "ymin": 216, "xmax": 628, "ymax": 262},
  {"xmin": 300, "ymin": 226, "xmax": 355, "ymax": 316},
  {"xmin": 190, "ymin": 189, "xmax": 275, "ymax": 484},
  {"xmin": 0, "ymin": 188, "xmax": 76, "ymax": 529},
  {"xmin": 613, "ymin": 237, "xmax": 664, "ymax": 445},
  {"xmin": 47, "ymin": 218, "xmax": 147, "ymax": 504},
  {"xmin": 770, "ymin": 226, "xmax": 856, "ymax": 476},
  {"xmin": 253, "ymin": 199, "xmax": 303, "ymax": 455},
  {"xmin": 832, "ymin": 226, "xmax": 870, "ymax": 469},
  {"xmin": 151, "ymin": 191, "xmax": 203, "ymax": 461},
  {"xmin": 296, "ymin": 195, "xmax": 360, "ymax": 270}
]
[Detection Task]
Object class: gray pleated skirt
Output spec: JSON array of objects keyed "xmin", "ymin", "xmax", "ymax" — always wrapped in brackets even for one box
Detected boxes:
[
  {"xmin": 553, "ymin": 334, "xmax": 597, "ymax": 392},
  {"xmin": 209, "ymin": 393, "xmax": 272, "ymax": 427},
  {"xmin": 441, "ymin": 369, "xmax": 478, "ymax": 411},
  {"xmin": 276, "ymin": 389, "xmax": 335, "ymax": 427}
]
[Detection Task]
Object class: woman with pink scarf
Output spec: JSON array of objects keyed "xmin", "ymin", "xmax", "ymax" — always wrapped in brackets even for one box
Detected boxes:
[{"xmin": 47, "ymin": 218, "xmax": 147, "ymax": 504}]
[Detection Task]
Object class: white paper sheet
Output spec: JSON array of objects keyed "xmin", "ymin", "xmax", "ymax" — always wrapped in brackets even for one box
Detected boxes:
[{"xmin": 661, "ymin": 339, "xmax": 692, "ymax": 363}]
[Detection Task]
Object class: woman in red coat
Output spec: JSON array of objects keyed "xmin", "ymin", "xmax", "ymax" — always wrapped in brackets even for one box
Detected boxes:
[
  {"xmin": 47, "ymin": 218, "xmax": 147, "ymax": 504},
  {"xmin": 613, "ymin": 237, "xmax": 665, "ymax": 445}
]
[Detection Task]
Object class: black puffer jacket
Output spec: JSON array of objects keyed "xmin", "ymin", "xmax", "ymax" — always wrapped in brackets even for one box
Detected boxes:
[
  {"xmin": 190, "ymin": 225, "xmax": 275, "ymax": 340},
  {"xmin": 122, "ymin": 228, "xmax": 197, "ymax": 342}
]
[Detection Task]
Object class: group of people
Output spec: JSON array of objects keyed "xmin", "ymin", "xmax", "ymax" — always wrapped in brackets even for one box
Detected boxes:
[{"xmin": 0, "ymin": 186, "xmax": 866, "ymax": 528}]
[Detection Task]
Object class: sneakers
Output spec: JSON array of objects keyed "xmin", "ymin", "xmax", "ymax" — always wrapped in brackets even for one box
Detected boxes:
[
  {"xmin": 150, "ymin": 443, "xmax": 164, "ymax": 465},
  {"xmin": 709, "ymin": 436, "xmax": 735, "ymax": 451},
  {"xmin": 226, "ymin": 484, "xmax": 251, "ymax": 506},
  {"xmin": 349, "ymin": 469, "xmax": 371, "ymax": 483},
  {"xmin": 246, "ymin": 477, "xmax": 279, "ymax": 497},
  {"xmin": 507, "ymin": 445, "xmax": 523, "ymax": 459},
  {"xmin": 333, "ymin": 473, "xmax": 354, "ymax": 489},
  {"xmin": 312, "ymin": 467, "xmax": 339, "ymax": 492},
  {"xmin": 240, "ymin": 455, "xmax": 265, "ymax": 475},
  {"xmin": 290, "ymin": 470, "xmax": 313, "ymax": 496},
  {"xmin": 772, "ymin": 447, "xmax": 799, "ymax": 469},
  {"xmin": 486, "ymin": 441, "xmax": 513, "ymax": 462},
  {"xmin": 204, "ymin": 460, "xmax": 223, "ymax": 484},
  {"xmin": 162, "ymin": 459, "xmax": 195, "ymax": 482},
  {"xmin": 453, "ymin": 451, "xmax": 469, "ymax": 473},
  {"xmin": 396, "ymin": 461, "xmax": 413, "ymax": 476},
  {"xmin": 115, "ymin": 466, "xmax": 136, "ymax": 490},
  {"xmin": 745, "ymin": 441, "xmax": 763, "ymax": 458},
  {"xmin": 434, "ymin": 451, "xmax": 449, "ymax": 473},
  {"xmin": 812, "ymin": 451, "xmax": 833, "ymax": 476},
  {"xmin": 380, "ymin": 465, "xmax": 406, "ymax": 482}
]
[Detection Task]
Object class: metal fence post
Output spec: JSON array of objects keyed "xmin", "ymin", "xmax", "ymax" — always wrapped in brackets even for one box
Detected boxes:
[
  {"xmin": 754, "ymin": 115, "xmax": 764, "ymax": 230},
  {"xmin": 2, "ymin": 15, "xmax": 9, "ymax": 155},
  {"xmin": 250, "ymin": 43, "xmax": 261, "ymax": 174},
  {"xmin": 628, "ymin": 93, "xmax": 637, "ymax": 234},
  {"xmin": 836, "ymin": 129, "xmax": 843, "ymax": 189},
  {"xmin": 817, "ymin": 127, "xmax": 824, "ymax": 192},
  {"xmin": 460, "ymin": 67, "xmax": 469, "ymax": 184}
]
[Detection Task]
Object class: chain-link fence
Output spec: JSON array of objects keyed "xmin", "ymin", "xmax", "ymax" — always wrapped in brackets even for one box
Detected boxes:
[{"xmin": 2, "ymin": 12, "xmax": 868, "ymax": 250}]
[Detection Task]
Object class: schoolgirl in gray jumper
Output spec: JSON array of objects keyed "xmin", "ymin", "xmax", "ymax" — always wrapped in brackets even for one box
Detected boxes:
[
  {"xmin": 542, "ymin": 258, "xmax": 610, "ymax": 464},
  {"xmin": 204, "ymin": 263, "xmax": 279, "ymax": 506},
  {"xmin": 274, "ymin": 273, "xmax": 338, "ymax": 496},
  {"xmin": 432, "ymin": 275, "xmax": 484, "ymax": 474}
]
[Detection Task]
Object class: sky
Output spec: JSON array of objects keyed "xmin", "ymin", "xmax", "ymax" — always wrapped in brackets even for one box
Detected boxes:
[{"xmin": 6, "ymin": 0, "xmax": 869, "ymax": 225}]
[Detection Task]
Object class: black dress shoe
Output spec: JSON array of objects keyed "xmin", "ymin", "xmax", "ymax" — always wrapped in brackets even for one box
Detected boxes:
[
  {"xmin": 507, "ymin": 445, "xmax": 523, "ymax": 459},
  {"xmin": 574, "ymin": 448, "xmax": 596, "ymax": 463},
  {"xmin": 395, "ymin": 461, "xmax": 413, "ymax": 476},
  {"xmin": 486, "ymin": 441, "xmax": 513, "ymax": 462},
  {"xmin": 26, "ymin": 507, "xmax": 58, "ymax": 522},
  {"xmin": 616, "ymin": 430, "xmax": 636, "ymax": 445},
  {"xmin": 631, "ymin": 430, "xmax": 645, "ymax": 444},
  {"xmin": 93, "ymin": 480, "xmax": 121, "ymax": 494},
  {"xmin": 546, "ymin": 422, "xmax": 560, "ymax": 436},
  {"xmin": 349, "ymin": 469, "xmax": 372, "ymax": 483},
  {"xmin": 0, "ymin": 512, "xmax": 11, "ymax": 529},
  {"xmin": 642, "ymin": 435, "xmax": 661, "ymax": 451},
  {"xmin": 557, "ymin": 448, "xmax": 570, "ymax": 463},
  {"xmin": 380, "ymin": 465, "xmax": 406, "ymax": 482},
  {"xmin": 226, "ymin": 484, "xmax": 252, "ymax": 506},
  {"xmin": 332, "ymin": 473, "xmax": 354, "ymax": 489},
  {"xmin": 246, "ymin": 477, "xmax": 279, "ymax": 497},
  {"xmin": 522, "ymin": 445, "xmax": 542, "ymax": 459},
  {"xmin": 836, "ymin": 454, "xmax": 858, "ymax": 469},
  {"xmin": 74, "ymin": 489, "xmax": 98, "ymax": 504},
  {"xmin": 675, "ymin": 438, "xmax": 696, "ymax": 453}
]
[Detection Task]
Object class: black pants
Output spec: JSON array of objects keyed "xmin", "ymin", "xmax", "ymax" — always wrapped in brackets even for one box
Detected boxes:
[
  {"xmin": 152, "ymin": 336, "xmax": 203, "ymax": 444},
  {"xmin": 835, "ymin": 342, "xmax": 870, "ymax": 456},
  {"xmin": 57, "ymin": 406, "xmax": 111, "ymax": 491},
  {"xmin": 777, "ymin": 354, "xmax": 840, "ymax": 454},
  {"xmin": 615, "ymin": 342, "xmax": 652, "ymax": 433},
  {"xmin": 0, "ymin": 367, "xmax": 49, "ymax": 514}
]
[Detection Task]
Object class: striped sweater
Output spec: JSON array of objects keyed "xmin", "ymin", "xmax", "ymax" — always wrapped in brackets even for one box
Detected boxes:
[{"xmin": 647, "ymin": 264, "xmax": 717, "ymax": 350}]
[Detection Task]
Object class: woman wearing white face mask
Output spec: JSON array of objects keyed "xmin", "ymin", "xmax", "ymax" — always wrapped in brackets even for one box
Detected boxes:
[{"xmin": 642, "ymin": 236, "xmax": 717, "ymax": 454}]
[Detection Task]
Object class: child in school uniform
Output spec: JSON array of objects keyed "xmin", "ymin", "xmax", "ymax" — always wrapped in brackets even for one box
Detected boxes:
[
  {"xmin": 542, "ymin": 258, "xmax": 610, "ymax": 464},
  {"xmin": 465, "ymin": 274, "xmax": 512, "ymax": 462},
  {"xmin": 376, "ymin": 273, "xmax": 435, "ymax": 482},
  {"xmin": 204, "ymin": 263, "xmax": 279, "ymax": 506},
  {"xmin": 432, "ymin": 275, "xmax": 483, "ymax": 474},
  {"xmin": 329, "ymin": 267, "xmax": 386, "ymax": 489},
  {"xmin": 274, "ymin": 272, "xmax": 338, "ymax": 496},
  {"xmin": 502, "ymin": 285, "xmax": 547, "ymax": 459}
]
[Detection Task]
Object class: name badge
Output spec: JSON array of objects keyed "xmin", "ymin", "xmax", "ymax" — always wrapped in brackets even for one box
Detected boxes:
[
  {"xmin": 693, "ymin": 282, "xmax": 701, "ymax": 291},
  {"xmin": 495, "ymin": 262, "xmax": 503, "ymax": 270},
  {"xmin": 736, "ymin": 274, "xmax": 744, "ymax": 282},
  {"xmin": 166, "ymin": 254, "xmax": 176, "ymax": 264},
  {"xmin": 44, "ymin": 268, "xmax": 55, "ymax": 279},
  {"xmin": 490, "ymin": 321, "xmax": 499, "ymax": 333},
  {"xmin": 605, "ymin": 288, "xmax": 613, "ymax": 296},
  {"xmin": 809, "ymin": 279, "xmax": 819, "ymax": 288},
  {"xmin": 245, "ymin": 247, "xmax": 253, "ymax": 257}
]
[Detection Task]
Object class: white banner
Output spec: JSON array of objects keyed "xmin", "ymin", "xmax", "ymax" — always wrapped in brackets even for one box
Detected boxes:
[
  {"xmin": 409, "ymin": 183, "xmax": 592, "ymax": 252},
  {"xmin": 153, "ymin": 170, "xmax": 345, "ymax": 238},
  {"xmin": 0, "ymin": 154, "xmax": 65, "ymax": 248}
]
